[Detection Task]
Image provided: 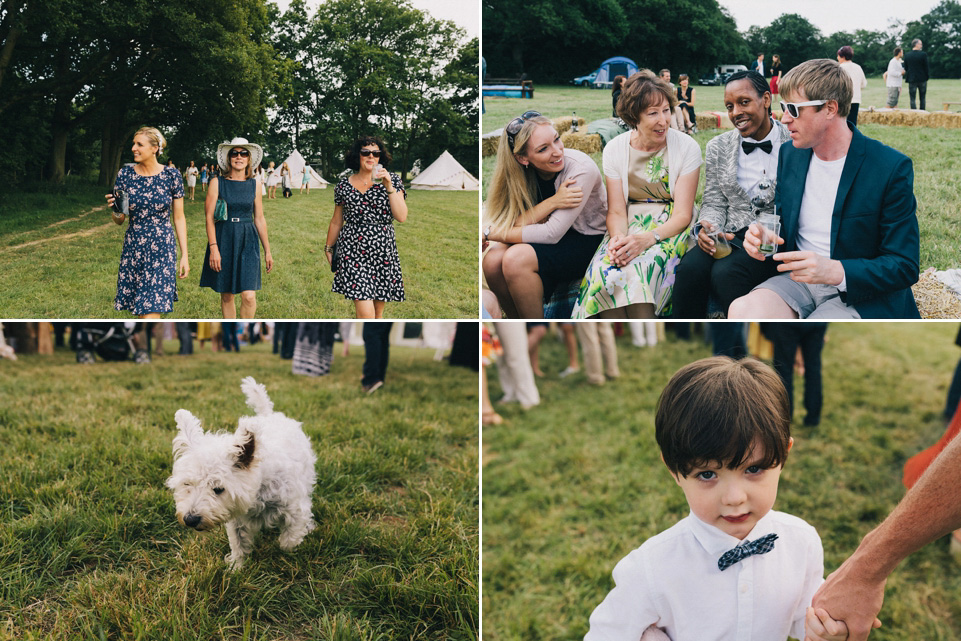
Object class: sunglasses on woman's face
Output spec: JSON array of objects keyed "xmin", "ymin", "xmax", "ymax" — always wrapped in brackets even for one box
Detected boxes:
[
  {"xmin": 780, "ymin": 100, "xmax": 826, "ymax": 118},
  {"xmin": 228, "ymin": 149, "xmax": 250, "ymax": 158},
  {"xmin": 506, "ymin": 111, "xmax": 541, "ymax": 151},
  {"xmin": 359, "ymin": 149, "xmax": 382, "ymax": 157}
]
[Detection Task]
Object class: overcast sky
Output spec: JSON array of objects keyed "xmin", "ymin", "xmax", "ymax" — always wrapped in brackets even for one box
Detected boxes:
[
  {"xmin": 717, "ymin": 0, "xmax": 942, "ymax": 35},
  {"xmin": 271, "ymin": 0, "xmax": 478, "ymax": 39}
]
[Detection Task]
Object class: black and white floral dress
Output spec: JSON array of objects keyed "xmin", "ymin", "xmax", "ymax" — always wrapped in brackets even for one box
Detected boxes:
[{"xmin": 332, "ymin": 174, "xmax": 405, "ymax": 301}]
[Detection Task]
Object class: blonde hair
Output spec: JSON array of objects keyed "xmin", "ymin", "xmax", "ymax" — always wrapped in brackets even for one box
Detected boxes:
[
  {"xmin": 484, "ymin": 114, "xmax": 556, "ymax": 237},
  {"xmin": 779, "ymin": 58, "xmax": 852, "ymax": 118},
  {"xmin": 133, "ymin": 126, "xmax": 166, "ymax": 158}
]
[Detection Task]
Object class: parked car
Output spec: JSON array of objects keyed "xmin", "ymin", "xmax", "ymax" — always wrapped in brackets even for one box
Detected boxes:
[
  {"xmin": 571, "ymin": 71, "xmax": 598, "ymax": 87},
  {"xmin": 699, "ymin": 64, "xmax": 749, "ymax": 86}
]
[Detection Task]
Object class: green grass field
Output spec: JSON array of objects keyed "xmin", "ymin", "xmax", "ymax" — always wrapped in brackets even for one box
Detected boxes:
[
  {"xmin": 0, "ymin": 183, "xmax": 479, "ymax": 319},
  {"xmin": 0, "ymin": 338, "xmax": 478, "ymax": 640},
  {"xmin": 483, "ymin": 322, "xmax": 961, "ymax": 640},
  {"xmin": 482, "ymin": 81, "xmax": 961, "ymax": 271}
]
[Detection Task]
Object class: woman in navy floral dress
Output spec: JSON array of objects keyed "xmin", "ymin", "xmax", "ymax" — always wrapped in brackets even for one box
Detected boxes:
[
  {"xmin": 106, "ymin": 127, "xmax": 189, "ymax": 318},
  {"xmin": 325, "ymin": 136, "xmax": 408, "ymax": 319}
]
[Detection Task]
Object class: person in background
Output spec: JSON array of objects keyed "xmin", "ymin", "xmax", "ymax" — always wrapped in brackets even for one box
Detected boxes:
[
  {"xmin": 762, "ymin": 322, "xmax": 828, "ymax": 426},
  {"xmin": 769, "ymin": 54, "xmax": 783, "ymax": 97},
  {"xmin": 185, "ymin": 161, "xmax": 199, "ymax": 201},
  {"xmin": 361, "ymin": 322, "xmax": 393, "ymax": 393},
  {"xmin": 675, "ymin": 74, "xmax": 697, "ymax": 134},
  {"xmin": 883, "ymin": 47, "xmax": 904, "ymax": 109},
  {"xmin": 837, "ymin": 46, "xmax": 867, "ymax": 126},
  {"xmin": 612, "ymin": 75, "xmax": 627, "ymax": 118},
  {"xmin": 903, "ymin": 38, "xmax": 929, "ymax": 110}
]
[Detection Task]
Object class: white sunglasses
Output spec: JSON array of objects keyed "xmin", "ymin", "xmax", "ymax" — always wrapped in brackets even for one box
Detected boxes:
[{"xmin": 780, "ymin": 100, "xmax": 827, "ymax": 118}]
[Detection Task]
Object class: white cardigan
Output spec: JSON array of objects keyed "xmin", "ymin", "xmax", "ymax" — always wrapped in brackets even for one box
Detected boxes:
[{"xmin": 602, "ymin": 128, "xmax": 702, "ymax": 204}]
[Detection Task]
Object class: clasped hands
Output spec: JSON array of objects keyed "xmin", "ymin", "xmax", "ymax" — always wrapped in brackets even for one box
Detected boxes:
[
  {"xmin": 606, "ymin": 232, "xmax": 655, "ymax": 268},
  {"xmin": 742, "ymin": 222, "xmax": 845, "ymax": 287}
]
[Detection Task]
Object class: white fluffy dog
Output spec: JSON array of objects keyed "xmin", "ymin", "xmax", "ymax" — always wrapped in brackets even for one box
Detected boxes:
[{"xmin": 166, "ymin": 376, "xmax": 317, "ymax": 570}]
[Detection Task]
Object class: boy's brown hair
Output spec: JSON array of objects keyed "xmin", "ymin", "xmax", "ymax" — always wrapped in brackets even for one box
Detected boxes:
[{"xmin": 655, "ymin": 356, "xmax": 792, "ymax": 477}]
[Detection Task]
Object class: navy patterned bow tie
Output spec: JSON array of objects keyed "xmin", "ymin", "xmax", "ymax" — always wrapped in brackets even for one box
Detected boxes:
[
  {"xmin": 717, "ymin": 533, "xmax": 779, "ymax": 571},
  {"xmin": 742, "ymin": 140, "xmax": 773, "ymax": 154}
]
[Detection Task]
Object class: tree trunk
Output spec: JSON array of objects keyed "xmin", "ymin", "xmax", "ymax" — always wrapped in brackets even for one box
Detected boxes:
[
  {"xmin": 98, "ymin": 101, "xmax": 130, "ymax": 187},
  {"xmin": 47, "ymin": 96, "xmax": 70, "ymax": 184}
]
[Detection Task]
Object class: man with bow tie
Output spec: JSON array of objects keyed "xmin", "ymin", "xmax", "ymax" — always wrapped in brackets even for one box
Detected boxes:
[
  {"xmin": 671, "ymin": 70, "xmax": 789, "ymax": 319},
  {"xmin": 729, "ymin": 58, "xmax": 920, "ymax": 319},
  {"xmin": 585, "ymin": 356, "xmax": 836, "ymax": 641}
]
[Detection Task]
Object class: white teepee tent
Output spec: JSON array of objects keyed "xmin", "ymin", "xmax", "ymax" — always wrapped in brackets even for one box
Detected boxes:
[
  {"xmin": 409, "ymin": 150, "xmax": 478, "ymax": 190},
  {"xmin": 281, "ymin": 149, "xmax": 329, "ymax": 188}
]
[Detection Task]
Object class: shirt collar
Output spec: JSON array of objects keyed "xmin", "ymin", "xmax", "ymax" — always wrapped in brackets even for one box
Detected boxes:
[{"xmin": 686, "ymin": 510, "xmax": 777, "ymax": 558}]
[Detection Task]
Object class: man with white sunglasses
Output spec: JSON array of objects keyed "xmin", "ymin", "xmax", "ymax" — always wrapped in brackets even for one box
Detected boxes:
[{"xmin": 729, "ymin": 58, "xmax": 920, "ymax": 319}]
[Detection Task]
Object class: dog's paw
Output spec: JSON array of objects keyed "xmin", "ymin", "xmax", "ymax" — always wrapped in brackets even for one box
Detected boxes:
[{"xmin": 225, "ymin": 553, "xmax": 246, "ymax": 571}]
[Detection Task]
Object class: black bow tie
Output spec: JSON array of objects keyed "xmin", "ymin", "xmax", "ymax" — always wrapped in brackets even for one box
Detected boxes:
[
  {"xmin": 742, "ymin": 140, "xmax": 773, "ymax": 154},
  {"xmin": 717, "ymin": 533, "xmax": 779, "ymax": 571}
]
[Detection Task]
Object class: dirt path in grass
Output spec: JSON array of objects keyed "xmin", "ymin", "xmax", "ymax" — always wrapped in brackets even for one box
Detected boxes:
[{"xmin": 7, "ymin": 206, "xmax": 114, "ymax": 250}]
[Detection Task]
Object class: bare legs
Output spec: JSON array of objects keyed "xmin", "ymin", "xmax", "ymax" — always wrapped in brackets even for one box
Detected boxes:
[
  {"xmin": 220, "ymin": 292, "xmax": 258, "ymax": 319},
  {"xmin": 483, "ymin": 241, "xmax": 545, "ymax": 319}
]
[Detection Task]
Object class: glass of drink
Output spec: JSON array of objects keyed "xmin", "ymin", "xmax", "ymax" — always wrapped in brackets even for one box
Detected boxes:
[
  {"xmin": 710, "ymin": 228, "xmax": 732, "ymax": 260},
  {"xmin": 756, "ymin": 213, "xmax": 781, "ymax": 256}
]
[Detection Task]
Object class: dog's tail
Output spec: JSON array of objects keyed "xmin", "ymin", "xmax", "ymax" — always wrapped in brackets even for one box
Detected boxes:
[{"xmin": 241, "ymin": 377, "xmax": 274, "ymax": 416}]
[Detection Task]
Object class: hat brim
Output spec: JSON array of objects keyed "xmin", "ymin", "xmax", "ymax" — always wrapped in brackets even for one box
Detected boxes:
[{"xmin": 217, "ymin": 142, "xmax": 264, "ymax": 172}]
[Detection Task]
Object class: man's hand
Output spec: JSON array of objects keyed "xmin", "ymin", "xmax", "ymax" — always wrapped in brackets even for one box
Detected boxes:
[
  {"xmin": 743, "ymin": 222, "xmax": 784, "ymax": 261},
  {"xmin": 774, "ymin": 251, "xmax": 844, "ymax": 286},
  {"xmin": 811, "ymin": 555, "xmax": 884, "ymax": 641}
]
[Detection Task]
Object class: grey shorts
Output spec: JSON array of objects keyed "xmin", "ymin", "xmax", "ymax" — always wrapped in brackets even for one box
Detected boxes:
[
  {"xmin": 886, "ymin": 86, "xmax": 901, "ymax": 108},
  {"xmin": 754, "ymin": 274, "xmax": 861, "ymax": 319}
]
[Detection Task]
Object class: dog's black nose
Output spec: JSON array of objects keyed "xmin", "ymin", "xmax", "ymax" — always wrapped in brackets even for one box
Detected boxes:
[{"xmin": 184, "ymin": 514, "xmax": 202, "ymax": 529}]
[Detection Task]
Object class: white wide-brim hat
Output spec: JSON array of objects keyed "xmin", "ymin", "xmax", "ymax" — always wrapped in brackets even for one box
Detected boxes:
[{"xmin": 217, "ymin": 137, "xmax": 264, "ymax": 171}]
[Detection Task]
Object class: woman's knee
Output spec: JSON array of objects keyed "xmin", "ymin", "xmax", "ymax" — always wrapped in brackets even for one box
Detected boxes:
[
  {"xmin": 501, "ymin": 244, "xmax": 537, "ymax": 281},
  {"xmin": 241, "ymin": 291, "xmax": 257, "ymax": 306}
]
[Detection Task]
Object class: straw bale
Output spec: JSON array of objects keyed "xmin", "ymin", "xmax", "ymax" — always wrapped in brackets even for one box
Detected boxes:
[
  {"xmin": 912, "ymin": 269, "xmax": 961, "ymax": 319},
  {"xmin": 482, "ymin": 134, "xmax": 499, "ymax": 157},
  {"xmin": 847, "ymin": 108, "xmax": 961, "ymax": 129},
  {"xmin": 553, "ymin": 116, "xmax": 586, "ymax": 135},
  {"xmin": 560, "ymin": 130, "xmax": 602, "ymax": 154},
  {"xmin": 697, "ymin": 111, "xmax": 732, "ymax": 130}
]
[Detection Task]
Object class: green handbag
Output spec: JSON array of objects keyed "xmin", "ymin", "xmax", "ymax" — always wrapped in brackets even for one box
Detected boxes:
[{"xmin": 213, "ymin": 176, "xmax": 227, "ymax": 222}]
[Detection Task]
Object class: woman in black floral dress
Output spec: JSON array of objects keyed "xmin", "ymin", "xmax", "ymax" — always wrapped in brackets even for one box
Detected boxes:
[
  {"xmin": 104, "ymin": 126, "xmax": 189, "ymax": 318},
  {"xmin": 326, "ymin": 136, "xmax": 408, "ymax": 318}
]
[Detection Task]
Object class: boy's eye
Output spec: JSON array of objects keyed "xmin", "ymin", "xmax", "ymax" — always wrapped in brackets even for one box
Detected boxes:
[
  {"xmin": 695, "ymin": 471, "xmax": 716, "ymax": 481},
  {"xmin": 745, "ymin": 466, "xmax": 763, "ymax": 475}
]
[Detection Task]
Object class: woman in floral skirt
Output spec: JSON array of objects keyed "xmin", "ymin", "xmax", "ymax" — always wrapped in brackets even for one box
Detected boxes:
[{"xmin": 572, "ymin": 70, "xmax": 701, "ymax": 318}]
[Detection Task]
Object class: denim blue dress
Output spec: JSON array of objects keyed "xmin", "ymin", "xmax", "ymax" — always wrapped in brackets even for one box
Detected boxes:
[
  {"xmin": 113, "ymin": 165, "xmax": 183, "ymax": 315},
  {"xmin": 199, "ymin": 177, "xmax": 262, "ymax": 293}
]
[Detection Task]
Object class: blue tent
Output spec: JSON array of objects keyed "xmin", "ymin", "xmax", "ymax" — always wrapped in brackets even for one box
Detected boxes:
[{"xmin": 593, "ymin": 56, "xmax": 639, "ymax": 88}]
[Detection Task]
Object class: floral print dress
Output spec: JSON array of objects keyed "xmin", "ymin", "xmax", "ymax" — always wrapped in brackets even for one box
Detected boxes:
[
  {"xmin": 572, "ymin": 147, "xmax": 687, "ymax": 318},
  {"xmin": 114, "ymin": 165, "xmax": 184, "ymax": 315}
]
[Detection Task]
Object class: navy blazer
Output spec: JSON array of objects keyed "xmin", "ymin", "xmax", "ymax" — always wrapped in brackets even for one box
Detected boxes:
[{"xmin": 775, "ymin": 123, "xmax": 920, "ymax": 318}]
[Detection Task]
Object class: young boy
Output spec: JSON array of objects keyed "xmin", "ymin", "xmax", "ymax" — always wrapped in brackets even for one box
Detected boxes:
[{"xmin": 585, "ymin": 356, "xmax": 846, "ymax": 641}]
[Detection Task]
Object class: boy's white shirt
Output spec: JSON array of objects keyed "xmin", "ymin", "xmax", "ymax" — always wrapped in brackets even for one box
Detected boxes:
[{"xmin": 585, "ymin": 510, "xmax": 823, "ymax": 641}]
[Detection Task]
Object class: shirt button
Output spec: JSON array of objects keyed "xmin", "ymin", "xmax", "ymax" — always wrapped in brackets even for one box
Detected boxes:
[{"xmin": 740, "ymin": 583, "xmax": 748, "ymax": 594}]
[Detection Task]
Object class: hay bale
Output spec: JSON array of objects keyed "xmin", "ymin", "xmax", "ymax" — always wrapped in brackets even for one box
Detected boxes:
[
  {"xmin": 482, "ymin": 133, "xmax": 500, "ymax": 157},
  {"xmin": 560, "ymin": 130, "xmax": 602, "ymax": 154},
  {"xmin": 697, "ymin": 111, "xmax": 731, "ymax": 130},
  {"xmin": 912, "ymin": 269, "xmax": 961, "ymax": 319},
  {"xmin": 852, "ymin": 108, "xmax": 961, "ymax": 129},
  {"xmin": 553, "ymin": 116, "xmax": 586, "ymax": 135}
]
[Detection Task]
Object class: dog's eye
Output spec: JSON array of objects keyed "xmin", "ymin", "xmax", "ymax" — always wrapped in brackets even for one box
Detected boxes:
[{"xmin": 213, "ymin": 487, "xmax": 225, "ymax": 495}]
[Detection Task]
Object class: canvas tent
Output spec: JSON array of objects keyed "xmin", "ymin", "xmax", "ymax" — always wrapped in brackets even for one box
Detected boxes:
[
  {"xmin": 281, "ymin": 149, "xmax": 329, "ymax": 188},
  {"xmin": 409, "ymin": 150, "xmax": 479, "ymax": 190},
  {"xmin": 593, "ymin": 56, "xmax": 639, "ymax": 88}
]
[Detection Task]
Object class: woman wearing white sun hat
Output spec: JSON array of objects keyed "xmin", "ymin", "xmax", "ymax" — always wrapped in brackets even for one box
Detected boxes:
[{"xmin": 199, "ymin": 137, "xmax": 273, "ymax": 319}]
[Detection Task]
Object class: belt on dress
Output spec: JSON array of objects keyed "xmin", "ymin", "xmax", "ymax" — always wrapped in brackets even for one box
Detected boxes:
[
  {"xmin": 628, "ymin": 198, "xmax": 672, "ymax": 204},
  {"xmin": 223, "ymin": 217, "xmax": 253, "ymax": 223}
]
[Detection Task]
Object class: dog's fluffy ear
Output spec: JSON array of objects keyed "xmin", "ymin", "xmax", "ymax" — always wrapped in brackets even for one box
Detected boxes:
[
  {"xmin": 173, "ymin": 409, "xmax": 203, "ymax": 458},
  {"xmin": 233, "ymin": 421, "xmax": 257, "ymax": 469}
]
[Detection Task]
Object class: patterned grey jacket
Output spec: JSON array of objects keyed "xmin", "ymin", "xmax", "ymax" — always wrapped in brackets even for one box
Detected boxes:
[{"xmin": 698, "ymin": 121, "xmax": 791, "ymax": 233}]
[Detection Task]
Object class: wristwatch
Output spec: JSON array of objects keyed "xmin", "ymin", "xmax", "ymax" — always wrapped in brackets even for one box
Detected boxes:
[
  {"xmin": 484, "ymin": 225, "xmax": 492, "ymax": 241},
  {"xmin": 652, "ymin": 230, "xmax": 662, "ymax": 243}
]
